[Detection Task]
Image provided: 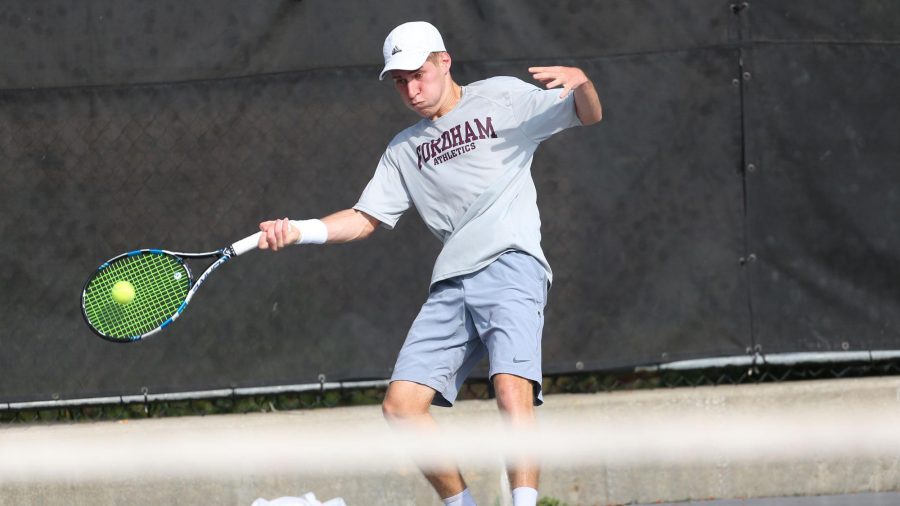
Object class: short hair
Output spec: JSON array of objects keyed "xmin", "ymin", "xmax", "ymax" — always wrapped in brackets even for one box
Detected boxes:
[{"xmin": 427, "ymin": 51, "xmax": 447, "ymax": 65}]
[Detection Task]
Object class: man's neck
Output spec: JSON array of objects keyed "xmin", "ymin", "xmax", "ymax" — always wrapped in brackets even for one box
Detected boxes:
[{"xmin": 431, "ymin": 80, "xmax": 462, "ymax": 120}]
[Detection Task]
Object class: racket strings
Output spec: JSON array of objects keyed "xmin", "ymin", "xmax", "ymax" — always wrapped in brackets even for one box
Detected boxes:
[{"xmin": 83, "ymin": 252, "xmax": 191, "ymax": 340}]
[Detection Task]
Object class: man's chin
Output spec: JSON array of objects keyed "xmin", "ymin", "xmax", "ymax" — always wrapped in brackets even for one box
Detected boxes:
[{"xmin": 408, "ymin": 104, "xmax": 432, "ymax": 117}]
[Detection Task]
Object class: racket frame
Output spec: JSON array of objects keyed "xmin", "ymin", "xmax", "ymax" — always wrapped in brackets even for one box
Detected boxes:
[
  {"xmin": 80, "ymin": 232, "xmax": 260, "ymax": 343},
  {"xmin": 80, "ymin": 247, "xmax": 230, "ymax": 343}
]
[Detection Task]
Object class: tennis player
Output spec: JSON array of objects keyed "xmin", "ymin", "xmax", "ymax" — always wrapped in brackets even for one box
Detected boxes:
[{"xmin": 258, "ymin": 21, "xmax": 601, "ymax": 506}]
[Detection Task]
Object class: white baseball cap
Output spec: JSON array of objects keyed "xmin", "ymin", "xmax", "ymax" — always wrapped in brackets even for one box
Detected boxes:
[{"xmin": 379, "ymin": 21, "xmax": 447, "ymax": 80}]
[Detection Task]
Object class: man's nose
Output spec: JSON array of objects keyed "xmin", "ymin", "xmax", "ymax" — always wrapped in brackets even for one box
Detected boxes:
[{"xmin": 405, "ymin": 82, "xmax": 418, "ymax": 99}]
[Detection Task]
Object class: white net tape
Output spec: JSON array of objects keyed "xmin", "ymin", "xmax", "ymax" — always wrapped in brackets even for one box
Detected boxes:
[{"xmin": 3, "ymin": 405, "xmax": 899, "ymax": 483}]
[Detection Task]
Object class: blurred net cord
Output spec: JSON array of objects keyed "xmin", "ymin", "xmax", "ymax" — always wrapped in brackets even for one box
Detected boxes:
[{"xmin": 2, "ymin": 403, "xmax": 899, "ymax": 483}]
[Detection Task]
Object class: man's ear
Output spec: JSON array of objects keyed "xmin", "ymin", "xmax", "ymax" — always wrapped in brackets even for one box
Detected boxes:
[{"xmin": 440, "ymin": 52, "xmax": 452, "ymax": 74}]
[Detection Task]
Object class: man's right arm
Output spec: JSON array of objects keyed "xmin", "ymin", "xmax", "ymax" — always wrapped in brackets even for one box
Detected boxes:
[{"xmin": 258, "ymin": 209, "xmax": 381, "ymax": 251}]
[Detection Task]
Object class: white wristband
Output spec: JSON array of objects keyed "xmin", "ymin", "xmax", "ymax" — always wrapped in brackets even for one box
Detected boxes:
[{"xmin": 290, "ymin": 219, "xmax": 328, "ymax": 245}]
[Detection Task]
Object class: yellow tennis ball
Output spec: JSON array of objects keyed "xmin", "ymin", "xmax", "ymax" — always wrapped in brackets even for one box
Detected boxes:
[{"xmin": 111, "ymin": 280, "xmax": 135, "ymax": 305}]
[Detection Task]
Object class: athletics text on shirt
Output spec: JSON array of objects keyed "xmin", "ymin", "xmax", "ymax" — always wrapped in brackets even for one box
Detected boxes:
[{"xmin": 416, "ymin": 117, "xmax": 497, "ymax": 169}]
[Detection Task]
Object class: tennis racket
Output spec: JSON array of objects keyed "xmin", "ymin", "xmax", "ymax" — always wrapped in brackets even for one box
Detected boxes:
[{"xmin": 81, "ymin": 232, "xmax": 262, "ymax": 343}]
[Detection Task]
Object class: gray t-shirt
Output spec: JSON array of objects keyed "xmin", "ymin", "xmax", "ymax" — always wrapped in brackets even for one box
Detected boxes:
[{"xmin": 354, "ymin": 76, "xmax": 581, "ymax": 288}]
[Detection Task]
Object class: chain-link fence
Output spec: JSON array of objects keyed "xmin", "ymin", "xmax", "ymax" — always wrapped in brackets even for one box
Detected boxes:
[
  {"xmin": 2, "ymin": 1, "xmax": 900, "ymax": 406},
  {"xmin": 4, "ymin": 357, "xmax": 898, "ymax": 424}
]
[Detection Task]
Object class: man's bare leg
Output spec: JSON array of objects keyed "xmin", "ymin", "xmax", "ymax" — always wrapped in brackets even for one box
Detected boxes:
[
  {"xmin": 382, "ymin": 380, "xmax": 468, "ymax": 500},
  {"xmin": 493, "ymin": 373, "xmax": 540, "ymax": 501}
]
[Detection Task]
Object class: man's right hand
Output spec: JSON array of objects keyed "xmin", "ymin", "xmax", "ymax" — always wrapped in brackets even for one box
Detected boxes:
[{"xmin": 258, "ymin": 218, "xmax": 300, "ymax": 251}]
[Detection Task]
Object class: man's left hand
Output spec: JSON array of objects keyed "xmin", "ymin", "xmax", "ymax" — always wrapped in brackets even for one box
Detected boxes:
[{"xmin": 529, "ymin": 66, "xmax": 590, "ymax": 99}]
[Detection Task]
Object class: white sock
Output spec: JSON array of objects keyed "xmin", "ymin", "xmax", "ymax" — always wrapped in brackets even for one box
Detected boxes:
[
  {"xmin": 442, "ymin": 488, "xmax": 476, "ymax": 506},
  {"xmin": 511, "ymin": 487, "xmax": 538, "ymax": 506}
]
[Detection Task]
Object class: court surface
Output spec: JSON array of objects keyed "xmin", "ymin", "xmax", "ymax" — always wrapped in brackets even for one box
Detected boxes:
[
  {"xmin": 2, "ymin": 377, "xmax": 898, "ymax": 506},
  {"xmin": 643, "ymin": 492, "xmax": 900, "ymax": 505}
]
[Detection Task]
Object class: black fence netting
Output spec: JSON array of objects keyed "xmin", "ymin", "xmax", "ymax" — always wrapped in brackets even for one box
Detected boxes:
[{"xmin": 1, "ymin": 0, "xmax": 899, "ymax": 404}]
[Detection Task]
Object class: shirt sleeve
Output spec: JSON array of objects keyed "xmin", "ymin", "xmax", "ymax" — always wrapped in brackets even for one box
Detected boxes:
[
  {"xmin": 506, "ymin": 78, "xmax": 582, "ymax": 144},
  {"xmin": 352, "ymin": 148, "xmax": 411, "ymax": 230}
]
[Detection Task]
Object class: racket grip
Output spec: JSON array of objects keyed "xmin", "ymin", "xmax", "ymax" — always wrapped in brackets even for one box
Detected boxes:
[{"xmin": 230, "ymin": 232, "xmax": 262, "ymax": 256}]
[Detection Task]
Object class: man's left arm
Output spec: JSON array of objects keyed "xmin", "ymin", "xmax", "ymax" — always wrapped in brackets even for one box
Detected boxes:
[{"xmin": 529, "ymin": 66, "xmax": 602, "ymax": 125}]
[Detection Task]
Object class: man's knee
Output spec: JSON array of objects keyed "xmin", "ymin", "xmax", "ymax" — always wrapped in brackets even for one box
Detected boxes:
[
  {"xmin": 382, "ymin": 396, "xmax": 413, "ymax": 421},
  {"xmin": 382, "ymin": 381, "xmax": 435, "ymax": 422},
  {"xmin": 493, "ymin": 374, "xmax": 537, "ymax": 415}
]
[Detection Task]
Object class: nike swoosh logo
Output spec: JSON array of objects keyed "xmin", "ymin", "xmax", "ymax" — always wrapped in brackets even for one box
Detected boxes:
[{"xmin": 512, "ymin": 358, "xmax": 530, "ymax": 363}]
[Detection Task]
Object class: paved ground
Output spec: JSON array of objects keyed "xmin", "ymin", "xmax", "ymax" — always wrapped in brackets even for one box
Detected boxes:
[
  {"xmin": 2, "ymin": 376, "xmax": 899, "ymax": 505},
  {"xmin": 644, "ymin": 492, "xmax": 900, "ymax": 505}
]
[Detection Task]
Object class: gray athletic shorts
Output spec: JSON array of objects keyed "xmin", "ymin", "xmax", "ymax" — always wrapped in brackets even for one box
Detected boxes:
[{"xmin": 390, "ymin": 251, "xmax": 549, "ymax": 407}]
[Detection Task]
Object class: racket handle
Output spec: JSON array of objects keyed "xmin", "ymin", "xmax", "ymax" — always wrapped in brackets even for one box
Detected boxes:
[{"xmin": 230, "ymin": 232, "xmax": 262, "ymax": 257}]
